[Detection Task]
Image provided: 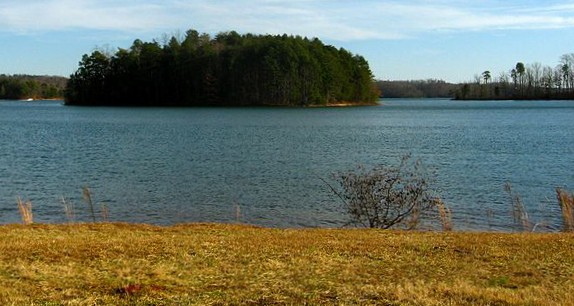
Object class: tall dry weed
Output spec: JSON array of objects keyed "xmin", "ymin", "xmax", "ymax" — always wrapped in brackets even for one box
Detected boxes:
[
  {"xmin": 17, "ymin": 197, "xmax": 33, "ymax": 225},
  {"xmin": 61, "ymin": 196, "xmax": 75, "ymax": 222},
  {"xmin": 556, "ymin": 188, "xmax": 574, "ymax": 232},
  {"xmin": 504, "ymin": 182, "xmax": 531, "ymax": 231},
  {"xmin": 101, "ymin": 202, "xmax": 110, "ymax": 221},
  {"xmin": 234, "ymin": 202, "xmax": 241, "ymax": 223},
  {"xmin": 83, "ymin": 186, "xmax": 96, "ymax": 222},
  {"xmin": 435, "ymin": 198, "xmax": 453, "ymax": 231}
]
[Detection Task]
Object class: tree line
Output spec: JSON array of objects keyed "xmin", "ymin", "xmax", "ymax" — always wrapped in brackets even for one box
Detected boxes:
[
  {"xmin": 455, "ymin": 53, "xmax": 574, "ymax": 100},
  {"xmin": 0, "ymin": 75, "xmax": 66, "ymax": 100},
  {"xmin": 375, "ymin": 79, "xmax": 457, "ymax": 98},
  {"xmin": 65, "ymin": 30, "xmax": 380, "ymax": 106}
]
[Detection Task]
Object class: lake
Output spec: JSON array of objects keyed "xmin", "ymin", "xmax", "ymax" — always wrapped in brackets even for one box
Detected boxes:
[{"xmin": 1, "ymin": 99, "xmax": 573, "ymax": 231}]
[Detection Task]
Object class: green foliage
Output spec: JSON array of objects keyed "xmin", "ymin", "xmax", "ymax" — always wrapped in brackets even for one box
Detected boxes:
[
  {"xmin": 0, "ymin": 75, "xmax": 66, "ymax": 100},
  {"xmin": 65, "ymin": 30, "xmax": 379, "ymax": 106}
]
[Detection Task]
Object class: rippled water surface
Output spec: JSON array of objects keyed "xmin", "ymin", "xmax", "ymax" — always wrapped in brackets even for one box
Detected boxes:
[{"xmin": 1, "ymin": 99, "xmax": 573, "ymax": 230}]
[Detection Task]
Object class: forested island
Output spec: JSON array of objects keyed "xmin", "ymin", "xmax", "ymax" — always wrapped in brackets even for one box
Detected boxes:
[
  {"xmin": 455, "ymin": 53, "xmax": 574, "ymax": 100},
  {"xmin": 65, "ymin": 30, "xmax": 380, "ymax": 107},
  {"xmin": 0, "ymin": 75, "xmax": 66, "ymax": 100},
  {"xmin": 8, "ymin": 31, "xmax": 572, "ymax": 103}
]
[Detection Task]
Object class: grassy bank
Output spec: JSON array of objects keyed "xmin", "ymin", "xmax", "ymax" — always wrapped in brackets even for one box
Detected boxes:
[{"xmin": 0, "ymin": 223, "xmax": 573, "ymax": 305}]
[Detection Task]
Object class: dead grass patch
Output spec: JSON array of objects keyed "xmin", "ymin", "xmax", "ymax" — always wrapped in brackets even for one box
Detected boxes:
[{"xmin": 0, "ymin": 223, "xmax": 572, "ymax": 305}]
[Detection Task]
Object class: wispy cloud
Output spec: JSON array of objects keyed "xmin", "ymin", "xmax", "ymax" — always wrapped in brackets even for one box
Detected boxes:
[
  {"xmin": 0, "ymin": 0, "xmax": 170, "ymax": 33},
  {"xmin": 1, "ymin": 0, "xmax": 574, "ymax": 40}
]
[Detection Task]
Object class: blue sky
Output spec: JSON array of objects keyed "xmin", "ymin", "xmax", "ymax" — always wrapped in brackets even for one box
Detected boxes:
[{"xmin": 1, "ymin": 0, "xmax": 574, "ymax": 82}]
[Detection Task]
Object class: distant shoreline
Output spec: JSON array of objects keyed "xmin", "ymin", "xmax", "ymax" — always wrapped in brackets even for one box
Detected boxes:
[
  {"xmin": 2, "ymin": 98, "xmax": 378, "ymax": 106},
  {"xmin": 306, "ymin": 101, "xmax": 380, "ymax": 107},
  {"xmin": 21, "ymin": 98, "xmax": 64, "ymax": 101},
  {"xmin": 0, "ymin": 98, "xmax": 64, "ymax": 101},
  {"xmin": 453, "ymin": 97, "xmax": 574, "ymax": 101}
]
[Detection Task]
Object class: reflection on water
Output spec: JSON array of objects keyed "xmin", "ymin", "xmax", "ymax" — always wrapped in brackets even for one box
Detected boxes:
[{"xmin": 0, "ymin": 99, "xmax": 573, "ymax": 230}]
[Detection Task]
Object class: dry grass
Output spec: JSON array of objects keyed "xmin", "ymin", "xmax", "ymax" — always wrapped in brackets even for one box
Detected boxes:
[{"xmin": 0, "ymin": 223, "xmax": 572, "ymax": 305}]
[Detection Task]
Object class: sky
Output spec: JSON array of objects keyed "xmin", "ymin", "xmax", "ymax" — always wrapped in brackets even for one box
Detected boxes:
[{"xmin": 1, "ymin": 0, "xmax": 574, "ymax": 83}]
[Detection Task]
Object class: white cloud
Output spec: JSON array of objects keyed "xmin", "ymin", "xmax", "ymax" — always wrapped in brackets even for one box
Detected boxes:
[
  {"xmin": 0, "ymin": 0, "xmax": 170, "ymax": 33},
  {"xmin": 1, "ymin": 0, "xmax": 574, "ymax": 40},
  {"xmin": 370, "ymin": 1, "xmax": 574, "ymax": 34}
]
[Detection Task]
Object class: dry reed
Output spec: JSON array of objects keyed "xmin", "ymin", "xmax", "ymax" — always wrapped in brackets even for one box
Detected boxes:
[
  {"xmin": 556, "ymin": 187, "xmax": 574, "ymax": 232},
  {"xmin": 82, "ymin": 186, "xmax": 96, "ymax": 222},
  {"xmin": 504, "ymin": 182, "xmax": 531, "ymax": 231},
  {"xmin": 436, "ymin": 198, "xmax": 453, "ymax": 231},
  {"xmin": 16, "ymin": 197, "xmax": 33, "ymax": 225},
  {"xmin": 61, "ymin": 196, "xmax": 75, "ymax": 222},
  {"xmin": 234, "ymin": 202, "xmax": 241, "ymax": 223},
  {"xmin": 100, "ymin": 202, "xmax": 109, "ymax": 221}
]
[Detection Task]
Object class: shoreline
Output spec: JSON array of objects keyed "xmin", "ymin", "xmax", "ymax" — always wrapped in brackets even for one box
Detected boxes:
[
  {"xmin": 0, "ymin": 220, "xmax": 569, "ymax": 232},
  {"xmin": 0, "ymin": 98, "xmax": 64, "ymax": 101},
  {"xmin": 453, "ymin": 97, "xmax": 574, "ymax": 101},
  {"xmin": 308, "ymin": 101, "xmax": 380, "ymax": 107}
]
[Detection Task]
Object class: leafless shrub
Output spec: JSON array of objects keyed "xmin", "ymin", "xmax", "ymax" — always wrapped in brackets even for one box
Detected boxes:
[{"xmin": 325, "ymin": 154, "xmax": 443, "ymax": 230}]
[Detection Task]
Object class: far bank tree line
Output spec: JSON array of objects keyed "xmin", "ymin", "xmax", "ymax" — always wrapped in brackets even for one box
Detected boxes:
[
  {"xmin": 65, "ymin": 30, "xmax": 379, "ymax": 106},
  {"xmin": 0, "ymin": 75, "xmax": 66, "ymax": 100},
  {"xmin": 375, "ymin": 79, "xmax": 457, "ymax": 98},
  {"xmin": 456, "ymin": 53, "xmax": 574, "ymax": 100}
]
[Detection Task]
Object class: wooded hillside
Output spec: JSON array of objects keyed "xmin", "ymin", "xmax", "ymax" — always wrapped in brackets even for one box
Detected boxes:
[
  {"xmin": 0, "ymin": 75, "xmax": 66, "ymax": 100},
  {"xmin": 375, "ymin": 79, "xmax": 456, "ymax": 98},
  {"xmin": 65, "ymin": 30, "xmax": 380, "ymax": 106}
]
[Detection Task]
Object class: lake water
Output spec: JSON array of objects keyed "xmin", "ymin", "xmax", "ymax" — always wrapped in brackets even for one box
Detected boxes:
[{"xmin": 1, "ymin": 99, "xmax": 573, "ymax": 231}]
